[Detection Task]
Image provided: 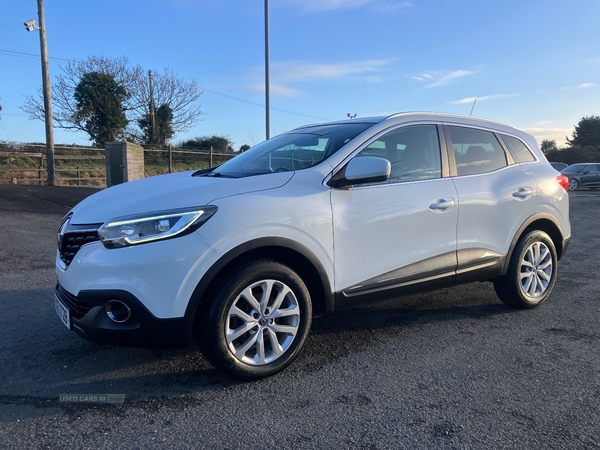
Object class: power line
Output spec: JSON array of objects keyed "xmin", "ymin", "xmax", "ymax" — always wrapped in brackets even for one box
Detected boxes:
[
  {"xmin": 200, "ymin": 87, "xmax": 331, "ymax": 121},
  {"xmin": 0, "ymin": 48, "xmax": 73, "ymax": 62},
  {"xmin": 0, "ymin": 48, "xmax": 333, "ymax": 122}
]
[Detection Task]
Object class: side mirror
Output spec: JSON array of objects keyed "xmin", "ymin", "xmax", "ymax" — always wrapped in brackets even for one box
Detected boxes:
[{"xmin": 331, "ymin": 156, "xmax": 391, "ymax": 188}]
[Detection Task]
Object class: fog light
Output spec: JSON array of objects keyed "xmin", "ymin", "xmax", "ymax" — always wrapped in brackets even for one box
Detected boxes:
[{"xmin": 106, "ymin": 300, "xmax": 132, "ymax": 323}]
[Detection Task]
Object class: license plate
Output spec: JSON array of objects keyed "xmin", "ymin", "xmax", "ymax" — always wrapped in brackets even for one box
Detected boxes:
[{"xmin": 54, "ymin": 294, "xmax": 71, "ymax": 329}]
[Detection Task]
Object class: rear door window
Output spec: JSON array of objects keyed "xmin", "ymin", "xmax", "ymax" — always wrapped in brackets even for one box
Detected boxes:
[
  {"xmin": 587, "ymin": 164, "xmax": 600, "ymax": 172},
  {"xmin": 446, "ymin": 126, "xmax": 508, "ymax": 176}
]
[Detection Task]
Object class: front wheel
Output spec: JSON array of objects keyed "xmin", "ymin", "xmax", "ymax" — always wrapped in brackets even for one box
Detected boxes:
[
  {"xmin": 197, "ymin": 259, "xmax": 312, "ymax": 380},
  {"xmin": 493, "ymin": 230, "xmax": 558, "ymax": 309},
  {"xmin": 568, "ymin": 178, "xmax": 579, "ymax": 191}
]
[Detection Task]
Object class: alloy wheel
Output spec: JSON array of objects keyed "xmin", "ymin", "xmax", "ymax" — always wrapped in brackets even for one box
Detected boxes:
[
  {"xmin": 519, "ymin": 241, "xmax": 553, "ymax": 298},
  {"xmin": 225, "ymin": 279, "xmax": 300, "ymax": 366},
  {"xmin": 568, "ymin": 179, "xmax": 578, "ymax": 190}
]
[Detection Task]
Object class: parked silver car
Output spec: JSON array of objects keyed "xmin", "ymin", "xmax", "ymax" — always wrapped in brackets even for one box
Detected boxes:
[
  {"xmin": 55, "ymin": 112, "xmax": 571, "ymax": 379},
  {"xmin": 560, "ymin": 163, "xmax": 600, "ymax": 190}
]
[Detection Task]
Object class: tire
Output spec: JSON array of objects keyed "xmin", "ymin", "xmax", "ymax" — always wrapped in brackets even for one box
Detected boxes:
[
  {"xmin": 568, "ymin": 178, "xmax": 579, "ymax": 191},
  {"xmin": 493, "ymin": 230, "xmax": 557, "ymax": 309},
  {"xmin": 197, "ymin": 259, "xmax": 312, "ymax": 380}
]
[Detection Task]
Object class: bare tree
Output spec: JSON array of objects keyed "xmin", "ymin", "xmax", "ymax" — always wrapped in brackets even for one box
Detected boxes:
[
  {"xmin": 129, "ymin": 68, "xmax": 203, "ymax": 143},
  {"xmin": 22, "ymin": 55, "xmax": 202, "ymax": 144},
  {"xmin": 245, "ymin": 133, "xmax": 260, "ymax": 147}
]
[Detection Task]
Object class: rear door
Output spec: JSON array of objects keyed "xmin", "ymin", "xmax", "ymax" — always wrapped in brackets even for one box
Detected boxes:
[{"xmin": 444, "ymin": 125, "xmax": 537, "ymax": 281}]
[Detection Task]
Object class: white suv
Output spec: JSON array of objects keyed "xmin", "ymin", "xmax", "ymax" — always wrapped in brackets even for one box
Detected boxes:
[{"xmin": 55, "ymin": 112, "xmax": 571, "ymax": 379}]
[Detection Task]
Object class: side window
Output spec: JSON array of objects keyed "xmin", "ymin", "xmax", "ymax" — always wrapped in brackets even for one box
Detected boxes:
[
  {"xmin": 447, "ymin": 126, "xmax": 507, "ymax": 176},
  {"xmin": 357, "ymin": 124, "xmax": 441, "ymax": 184},
  {"xmin": 587, "ymin": 164, "xmax": 600, "ymax": 173},
  {"xmin": 500, "ymin": 134, "xmax": 535, "ymax": 163}
]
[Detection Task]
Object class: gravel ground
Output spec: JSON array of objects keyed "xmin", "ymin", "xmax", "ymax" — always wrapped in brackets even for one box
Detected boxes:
[{"xmin": 0, "ymin": 184, "xmax": 598, "ymax": 449}]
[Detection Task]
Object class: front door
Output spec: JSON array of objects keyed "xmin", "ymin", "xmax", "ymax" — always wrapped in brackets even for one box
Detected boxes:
[
  {"xmin": 331, "ymin": 124, "xmax": 458, "ymax": 304},
  {"xmin": 581, "ymin": 164, "xmax": 600, "ymax": 187}
]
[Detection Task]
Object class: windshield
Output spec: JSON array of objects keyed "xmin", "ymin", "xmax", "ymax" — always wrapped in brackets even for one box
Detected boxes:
[{"xmin": 209, "ymin": 123, "xmax": 374, "ymax": 178}]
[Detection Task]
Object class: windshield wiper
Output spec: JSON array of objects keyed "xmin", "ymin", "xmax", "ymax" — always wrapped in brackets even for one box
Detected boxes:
[{"xmin": 205, "ymin": 172, "xmax": 238, "ymax": 178}]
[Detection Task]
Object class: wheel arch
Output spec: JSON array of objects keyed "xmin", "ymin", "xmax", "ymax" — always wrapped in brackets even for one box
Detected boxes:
[
  {"xmin": 186, "ymin": 237, "xmax": 334, "ymax": 333},
  {"xmin": 503, "ymin": 213, "xmax": 567, "ymax": 274}
]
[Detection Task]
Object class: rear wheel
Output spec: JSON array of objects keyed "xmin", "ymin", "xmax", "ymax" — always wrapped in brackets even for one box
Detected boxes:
[
  {"xmin": 493, "ymin": 230, "xmax": 557, "ymax": 309},
  {"xmin": 197, "ymin": 259, "xmax": 312, "ymax": 379},
  {"xmin": 568, "ymin": 178, "xmax": 579, "ymax": 191}
]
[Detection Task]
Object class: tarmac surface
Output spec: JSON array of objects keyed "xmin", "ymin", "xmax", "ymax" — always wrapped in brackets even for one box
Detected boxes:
[
  {"xmin": 0, "ymin": 184, "xmax": 100, "ymax": 214},
  {"xmin": 0, "ymin": 183, "xmax": 599, "ymax": 449}
]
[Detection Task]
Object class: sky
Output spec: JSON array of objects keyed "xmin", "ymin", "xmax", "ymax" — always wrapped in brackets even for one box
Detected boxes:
[{"xmin": 1, "ymin": 0, "xmax": 599, "ymax": 150}]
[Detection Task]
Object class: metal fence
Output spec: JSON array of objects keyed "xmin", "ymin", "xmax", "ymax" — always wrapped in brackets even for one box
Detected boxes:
[{"xmin": 0, "ymin": 144, "xmax": 237, "ymax": 187}]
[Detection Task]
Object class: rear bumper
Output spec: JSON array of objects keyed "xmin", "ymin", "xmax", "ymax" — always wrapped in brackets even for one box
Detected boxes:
[{"xmin": 55, "ymin": 283, "xmax": 192, "ymax": 348}]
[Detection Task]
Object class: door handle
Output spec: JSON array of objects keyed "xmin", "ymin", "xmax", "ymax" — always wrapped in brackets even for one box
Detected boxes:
[
  {"xmin": 430, "ymin": 198, "xmax": 455, "ymax": 212},
  {"xmin": 513, "ymin": 187, "xmax": 532, "ymax": 200}
]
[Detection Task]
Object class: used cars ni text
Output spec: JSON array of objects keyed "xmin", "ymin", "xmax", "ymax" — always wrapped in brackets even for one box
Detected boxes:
[{"xmin": 55, "ymin": 112, "xmax": 571, "ymax": 379}]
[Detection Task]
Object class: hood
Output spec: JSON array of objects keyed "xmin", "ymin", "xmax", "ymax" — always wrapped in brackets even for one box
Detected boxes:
[{"xmin": 69, "ymin": 170, "xmax": 294, "ymax": 224}]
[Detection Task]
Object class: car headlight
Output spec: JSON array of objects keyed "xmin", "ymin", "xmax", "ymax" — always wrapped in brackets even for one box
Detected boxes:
[{"xmin": 98, "ymin": 206, "xmax": 217, "ymax": 248}]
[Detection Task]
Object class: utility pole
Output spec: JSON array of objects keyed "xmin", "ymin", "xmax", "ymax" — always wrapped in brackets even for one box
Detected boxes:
[
  {"xmin": 37, "ymin": 0, "xmax": 56, "ymax": 186},
  {"xmin": 148, "ymin": 70, "xmax": 157, "ymax": 144},
  {"xmin": 264, "ymin": 0, "xmax": 270, "ymax": 140}
]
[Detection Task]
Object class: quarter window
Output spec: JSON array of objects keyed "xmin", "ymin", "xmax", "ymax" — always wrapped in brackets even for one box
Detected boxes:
[
  {"xmin": 500, "ymin": 134, "xmax": 535, "ymax": 163},
  {"xmin": 447, "ymin": 126, "xmax": 508, "ymax": 176},
  {"xmin": 356, "ymin": 125, "xmax": 442, "ymax": 184}
]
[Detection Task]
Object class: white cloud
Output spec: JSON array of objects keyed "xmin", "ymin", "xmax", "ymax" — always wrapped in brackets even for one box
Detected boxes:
[
  {"xmin": 284, "ymin": 0, "xmax": 412, "ymax": 13},
  {"xmin": 247, "ymin": 83, "xmax": 300, "ymax": 98},
  {"xmin": 285, "ymin": 0, "xmax": 370, "ymax": 12},
  {"xmin": 525, "ymin": 127, "xmax": 573, "ymax": 147},
  {"xmin": 412, "ymin": 70, "xmax": 474, "ymax": 87},
  {"xmin": 372, "ymin": 1, "xmax": 413, "ymax": 13},
  {"xmin": 411, "ymin": 74, "xmax": 433, "ymax": 82},
  {"xmin": 272, "ymin": 59, "xmax": 395, "ymax": 83},
  {"xmin": 450, "ymin": 94, "xmax": 520, "ymax": 104},
  {"xmin": 240, "ymin": 58, "xmax": 394, "ymax": 97},
  {"xmin": 562, "ymin": 82, "xmax": 596, "ymax": 90}
]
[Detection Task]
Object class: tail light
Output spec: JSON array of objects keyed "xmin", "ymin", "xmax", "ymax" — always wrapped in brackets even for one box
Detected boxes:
[{"xmin": 556, "ymin": 174, "xmax": 569, "ymax": 191}]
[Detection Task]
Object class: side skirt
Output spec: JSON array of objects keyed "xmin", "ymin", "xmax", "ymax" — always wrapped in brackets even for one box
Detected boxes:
[{"xmin": 334, "ymin": 249, "xmax": 505, "ymax": 311}]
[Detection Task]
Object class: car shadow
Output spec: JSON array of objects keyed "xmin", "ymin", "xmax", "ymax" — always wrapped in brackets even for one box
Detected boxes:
[{"xmin": 0, "ymin": 283, "xmax": 514, "ymax": 422}]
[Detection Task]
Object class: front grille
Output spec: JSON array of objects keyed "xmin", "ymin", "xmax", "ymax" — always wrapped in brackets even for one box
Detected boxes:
[
  {"xmin": 59, "ymin": 231, "xmax": 100, "ymax": 266},
  {"xmin": 55, "ymin": 283, "xmax": 99, "ymax": 320},
  {"xmin": 58, "ymin": 220, "xmax": 101, "ymax": 267}
]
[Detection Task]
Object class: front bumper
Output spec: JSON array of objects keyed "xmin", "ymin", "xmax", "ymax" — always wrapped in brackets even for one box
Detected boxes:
[{"xmin": 55, "ymin": 283, "xmax": 192, "ymax": 348}]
